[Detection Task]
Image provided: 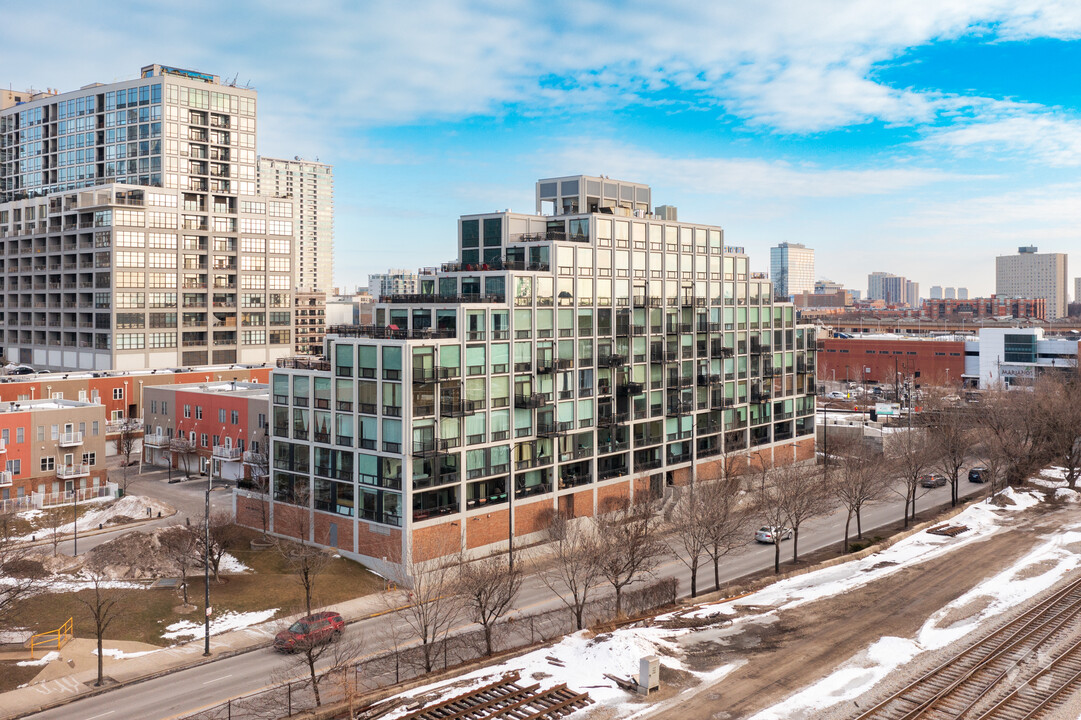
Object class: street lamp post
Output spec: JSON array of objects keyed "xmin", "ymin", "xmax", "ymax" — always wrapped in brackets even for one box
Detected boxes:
[{"xmin": 203, "ymin": 453, "xmax": 212, "ymax": 657}]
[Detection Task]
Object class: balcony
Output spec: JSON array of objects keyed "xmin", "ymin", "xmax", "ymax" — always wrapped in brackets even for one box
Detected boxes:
[
  {"xmin": 0, "ymin": 471, "xmax": 10, "ymax": 486},
  {"xmin": 666, "ymin": 401, "xmax": 694, "ymax": 417},
  {"xmin": 596, "ymin": 411, "xmax": 629, "ymax": 427},
  {"xmin": 651, "ymin": 349, "xmax": 677, "ymax": 364},
  {"xmin": 667, "ymin": 375, "xmax": 693, "ymax": 388},
  {"xmin": 59, "ymin": 431, "xmax": 84, "ymax": 447},
  {"xmin": 536, "ymin": 421, "xmax": 572, "ymax": 438},
  {"xmin": 514, "ymin": 393, "xmax": 549, "ymax": 409},
  {"xmin": 440, "ymin": 398, "xmax": 478, "ymax": 417},
  {"xmin": 666, "ymin": 323, "xmax": 692, "ymax": 335},
  {"xmin": 213, "ymin": 446, "xmax": 242, "ymax": 461},
  {"xmin": 412, "ymin": 438, "xmax": 451, "ymax": 458},
  {"xmin": 0, "ymin": 439, "xmax": 6, "ymax": 454},
  {"xmin": 144, "ymin": 432, "xmax": 168, "ymax": 448},
  {"xmin": 106, "ymin": 417, "xmax": 143, "ymax": 433},
  {"xmin": 57, "ymin": 464, "xmax": 90, "ymax": 479},
  {"xmin": 697, "ymin": 373, "xmax": 722, "ymax": 386},
  {"xmin": 600, "ymin": 353, "xmax": 627, "ymax": 367},
  {"xmin": 617, "ymin": 381, "xmax": 644, "ymax": 396}
]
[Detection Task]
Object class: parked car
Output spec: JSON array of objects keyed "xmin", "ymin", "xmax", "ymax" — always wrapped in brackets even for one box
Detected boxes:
[
  {"xmin": 755, "ymin": 526, "xmax": 793, "ymax": 543},
  {"xmin": 968, "ymin": 467, "xmax": 988, "ymax": 483},
  {"xmin": 826, "ymin": 391, "xmax": 846, "ymax": 400},
  {"xmin": 273, "ymin": 611, "xmax": 344, "ymax": 653},
  {"xmin": 920, "ymin": 473, "xmax": 948, "ymax": 488}
]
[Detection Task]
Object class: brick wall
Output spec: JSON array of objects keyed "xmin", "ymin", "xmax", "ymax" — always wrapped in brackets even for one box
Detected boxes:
[
  {"xmin": 314, "ymin": 510, "xmax": 354, "ymax": 553},
  {"xmin": 597, "ymin": 480, "xmax": 630, "ymax": 514},
  {"xmin": 413, "ymin": 522, "xmax": 462, "ymax": 562},
  {"xmin": 465, "ymin": 508, "xmax": 510, "ymax": 550},
  {"xmin": 514, "ymin": 498, "xmax": 555, "ymax": 537}
]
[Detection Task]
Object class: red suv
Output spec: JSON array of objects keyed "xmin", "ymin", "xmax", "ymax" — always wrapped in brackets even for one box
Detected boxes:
[{"xmin": 273, "ymin": 611, "xmax": 344, "ymax": 653}]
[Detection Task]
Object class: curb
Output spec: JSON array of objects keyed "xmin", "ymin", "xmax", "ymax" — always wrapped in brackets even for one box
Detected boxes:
[{"xmin": 19, "ymin": 510, "xmax": 179, "ymax": 550}]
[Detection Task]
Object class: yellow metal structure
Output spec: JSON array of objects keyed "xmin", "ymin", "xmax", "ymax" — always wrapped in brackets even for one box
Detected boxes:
[{"xmin": 29, "ymin": 617, "xmax": 73, "ymax": 659}]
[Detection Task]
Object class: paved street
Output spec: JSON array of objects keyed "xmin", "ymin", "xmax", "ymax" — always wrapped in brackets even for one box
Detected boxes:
[{"xmin": 26, "ymin": 473, "xmax": 990, "ymax": 720}]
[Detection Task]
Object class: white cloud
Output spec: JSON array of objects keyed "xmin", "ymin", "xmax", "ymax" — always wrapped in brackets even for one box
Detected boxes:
[
  {"xmin": 550, "ymin": 139, "xmax": 980, "ymax": 199},
  {"xmin": 905, "ymin": 181, "xmax": 1081, "ymax": 227},
  {"xmin": 921, "ymin": 114, "xmax": 1081, "ymax": 166},
  {"xmin": 8, "ymin": 0, "xmax": 1081, "ymax": 141}
]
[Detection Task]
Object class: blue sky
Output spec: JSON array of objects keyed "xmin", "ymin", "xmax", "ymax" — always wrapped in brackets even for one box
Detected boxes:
[{"xmin": 6, "ymin": 1, "xmax": 1081, "ymax": 297}]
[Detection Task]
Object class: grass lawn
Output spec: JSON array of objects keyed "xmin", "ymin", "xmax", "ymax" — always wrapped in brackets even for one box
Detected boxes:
[
  {"xmin": 0, "ymin": 662, "xmax": 44, "ymax": 692},
  {"xmin": 11, "ymin": 527, "xmax": 384, "ymax": 648}
]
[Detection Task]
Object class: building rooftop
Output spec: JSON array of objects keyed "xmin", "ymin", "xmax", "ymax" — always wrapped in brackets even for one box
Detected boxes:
[{"xmin": 0, "ymin": 398, "xmax": 98, "ymax": 413}]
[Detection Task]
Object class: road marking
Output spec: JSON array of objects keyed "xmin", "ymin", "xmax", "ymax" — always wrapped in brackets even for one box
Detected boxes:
[
  {"xmin": 202, "ymin": 674, "xmax": 232, "ymax": 685},
  {"xmin": 86, "ymin": 712, "xmax": 116, "ymax": 720}
]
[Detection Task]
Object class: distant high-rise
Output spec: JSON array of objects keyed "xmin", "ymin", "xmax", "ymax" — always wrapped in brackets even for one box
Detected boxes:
[
  {"xmin": 368, "ymin": 269, "xmax": 419, "ymax": 299},
  {"xmin": 930, "ymin": 286, "xmax": 943, "ymax": 300},
  {"xmin": 905, "ymin": 280, "xmax": 920, "ymax": 308},
  {"xmin": 257, "ymin": 156, "xmax": 334, "ymax": 293},
  {"xmin": 944, "ymin": 287, "xmax": 956, "ymax": 299},
  {"xmin": 957, "ymin": 287, "xmax": 968, "ymax": 300},
  {"xmin": 995, "ymin": 246, "xmax": 1068, "ymax": 320},
  {"xmin": 770, "ymin": 242, "xmax": 814, "ymax": 299}
]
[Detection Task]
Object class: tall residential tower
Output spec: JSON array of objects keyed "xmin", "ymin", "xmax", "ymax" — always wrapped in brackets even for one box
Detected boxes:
[
  {"xmin": 257, "ymin": 156, "xmax": 333, "ymax": 293},
  {"xmin": 996, "ymin": 246, "xmax": 1067, "ymax": 320},
  {"xmin": 769, "ymin": 242, "xmax": 814, "ymax": 299},
  {"xmin": 0, "ymin": 64, "xmax": 294, "ymax": 370}
]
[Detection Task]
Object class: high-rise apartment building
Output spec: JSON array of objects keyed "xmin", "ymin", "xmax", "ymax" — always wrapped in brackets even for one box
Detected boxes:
[
  {"xmin": 868, "ymin": 272, "xmax": 905, "ymax": 305},
  {"xmin": 905, "ymin": 280, "xmax": 920, "ymax": 308},
  {"xmin": 996, "ymin": 247, "xmax": 1068, "ymax": 320},
  {"xmin": 244, "ymin": 175, "xmax": 817, "ymax": 564},
  {"xmin": 769, "ymin": 242, "xmax": 814, "ymax": 299},
  {"xmin": 944, "ymin": 287, "xmax": 956, "ymax": 299},
  {"xmin": 0, "ymin": 64, "xmax": 294, "ymax": 371},
  {"xmin": 930, "ymin": 286, "xmax": 943, "ymax": 300},
  {"xmin": 257, "ymin": 156, "xmax": 333, "ymax": 293},
  {"xmin": 294, "ymin": 290, "xmax": 326, "ymax": 356},
  {"xmin": 1074, "ymin": 278, "xmax": 1081, "ymax": 304},
  {"xmin": 957, "ymin": 287, "xmax": 968, "ymax": 300},
  {"xmin": 368, "ymin": 269, "xmax": 419, "ymax": 300}
]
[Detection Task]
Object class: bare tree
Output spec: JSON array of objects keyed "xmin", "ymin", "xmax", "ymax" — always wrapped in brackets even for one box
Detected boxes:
[
  {"xmin": 0, "ymin": 511, "xmax": 40, "ymax": 628},
  {"xmin": 43, "ymin": 506, "xmax": 68, "ymax": 557},
  {"xmin": 701, "ymin": 474, "xmax": 753, "ymax": 592},
  {"xmin": 1034, "ymin": 372, "xmax": 1081, "ymax": 488},
  {"xmin": 750, "ymin": 460, "xmax": 789, "ymax": 574},
  {"xmin": 539, "ymin": 512, "xmax": 602, "ymax": 629},
  {"xmin": 113, "ymin": 419, "xmax": 140, "ymax": 492},
  {"xmin": 205, "ymin": 511, "xmax": 243, "ymax": 582},
  {"xmin": 169, "ymin": 436, "xmax": 196, "ymax": 477},
  {"xmin": 383, "ymin": 534, "xmax": 463, "ymax": 674},
  {"xmin": 243, "ymin": 447, "xmax": 272, "ymax": 538},
  {"xmin": 159, "ymin": 525, "xmax": 201, "ymax": 606},
  {"xmin": 830, "ymin": 438, "xmax": 888, "ymax": 553},
  {"xmin": 778, "ymin": 462, "xmax": 832, "ymax": 563},
  {"xmin": 924, "ymin": 393, "xmax": 974, "ymax": 507},
  {"xmin": 593, "ymin": 499, "xmax": 664, "ymax": 617},
  {"xmin": 670, "ymin": 487, "xmax": 710, "ymax": 598},
  {"xmin": 977, "ymin": 386, "xmax": 1047, "ymax": 488},
  {"xmin": 458, "ymin": 553, "xmax": 521, "ymax": 656},
  {"xmin": 274, "ymin": 497, "xmax": 332, "ymax": 618},
  {"xmin": 72, "ymin": 571, "xmax": 130, "ymax": 687},
  {"xmin": 885, "ymin": 425, "xmax": 933, "ymax": 527}
]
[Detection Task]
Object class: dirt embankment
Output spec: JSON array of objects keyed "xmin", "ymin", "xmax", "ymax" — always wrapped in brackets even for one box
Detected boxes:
[{"xmin": 651, "ymin": 512, "xmax": 1054, "ymax": 720}]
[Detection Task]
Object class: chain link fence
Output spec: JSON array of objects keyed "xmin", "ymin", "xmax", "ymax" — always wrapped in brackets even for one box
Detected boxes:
[{"xmin": 182, "ymin": 577, "xmax": 677, "ymax": 720}]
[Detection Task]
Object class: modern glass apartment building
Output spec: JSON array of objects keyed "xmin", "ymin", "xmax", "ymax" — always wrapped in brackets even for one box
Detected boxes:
[
  {"xmin": 0, "ymin": 65, "xmax": 294, "ymax": 370},
  {"xmin": 252, "ymin": 176, "xmax": 817, "ymax": 564},
  {"xmin": 257, "ymin": 156, "xmax": 333, "ymax": 293}
]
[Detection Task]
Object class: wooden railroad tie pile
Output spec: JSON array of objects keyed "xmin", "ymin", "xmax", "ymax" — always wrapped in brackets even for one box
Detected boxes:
[
  {"xmin": 926, "ymin": 523, "xmax": 970, "ymax": 537},
  {"xmin": 396, "ymin": 671, "xmax": 594, "ymax": 720}
]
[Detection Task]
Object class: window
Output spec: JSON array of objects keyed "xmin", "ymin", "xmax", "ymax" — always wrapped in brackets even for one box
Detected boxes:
[
  {"xmin": 184, "ymin": 404, "xmax": 191, "ymax": 418},
  {"xmin": 41, "ymin": 457, "xmax": 55, "ymax": 472},
  {"xmin": 231, "ymin": 410, "xmax": 239, "ymax": 425},
  {"xmin": 16, "ymin": 428, "xmax": 23, "ymax": 444},
  {"xmin": 7, "ymin": 459, "xmax": 21, "ymax": 476},
  {"xmin": 82, "ymin": 453, "xmax": 97, "ymax": 466},
  {"xmin": 37, "ymin": 426, "xmax": 44, "ymax": 442},
  {"xmin": 200, "ymin": 433, "xmax": 208, "ymax": 448},
  {"xmin": 92, "ymin": 421, "xmax": 99, "ymax": 436},
  {"xmin": 219, "ymin": 408, "xmax": 226, "ymax": 423},
  {"xmin": 196, "ymin": 406, "xmax": 203, "ymax": 419},
  {"xmin": 113, "ymin": 387, "xmax": 124, "ymax": 400}
]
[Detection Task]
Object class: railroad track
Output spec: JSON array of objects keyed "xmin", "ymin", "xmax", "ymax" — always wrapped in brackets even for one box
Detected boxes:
[
  {"xmin": 853, "ymin": 574, "xmax": 1081, "ymax": 720},
  {"xmin": 398, "ymin": 671, "xmax": 593, "ymax": 720}
]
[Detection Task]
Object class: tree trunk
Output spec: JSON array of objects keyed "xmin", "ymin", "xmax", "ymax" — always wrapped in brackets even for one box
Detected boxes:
[
  {"xmin": 483, "ymin": 624, "xmax": 493, "ymax": 656},
  {"xmin": 614, "ymin": 586, "xmax": 623, "ymax": 618},
  {"xmin": 574, "ymin": 604, "xmax": 585, "ymax": 631},
  {"xmin": 773, "ymin": 539, "xmax": 780, "ymax": 574},
  {"xmin": 856, "ymin": 508, "xmax": 863, "ymax": 539},
  {"xmin": 689, "ymin": 557, "xmax": 698, "ymax": 598},
  {"xmin": 307, "ymin": 652, "xmax": 322, "ymax": 706},
  {"xmin": 842, "ymin": 511, "xmax": 851, "ymax": 554},
  {"xmin": 96, "ymin": 628, "xmax": 104, "ymax": 686},
  {"xmin": 792, "ymin": 528, "xmax": 800, "ymax": 564},
  {"xmin": 713, "ymin": 550, "xmax": 721, "ymax": 592}
]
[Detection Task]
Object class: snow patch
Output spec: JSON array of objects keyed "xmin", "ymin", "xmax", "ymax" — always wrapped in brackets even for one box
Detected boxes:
[
  {"xmin": 17, "ymin": 651, "xmax": 58, "ymax": 667},
  {"xmin": 216, "ymin": 552, "xmax": 251, "ymax": 574},
  {"xmin": 92, "ymin": 647, "xmax": 159, "ymax": 660},
  {"xmin": 1055, "ymin": 488, "xmax": 1080, "ymax": 503},
  {"xmin": 162, "ymin": 609, "xmax": 278, "ymax": 640}
]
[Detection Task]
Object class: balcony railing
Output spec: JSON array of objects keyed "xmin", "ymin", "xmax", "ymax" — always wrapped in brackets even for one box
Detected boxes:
[
  {"xmin": 57, "ymin": 464, "xmax": 90, "ymax": 479},
  {"xmin": 382, "ymin": 293, "xmax": 505, "ymax": 304},
  {"xmin": 144, "ymin": 432, "xmax": 168, "ymax": 448},
  {"xmin": 596, "ymin": 411, "xmax": 630, "ymax": 427},
  {"xmin": 514, "ymin": 393, "xmax": 549, "ymax": 409},
  {"xmin": 440, "ymin": 398, "xmax": 478, "ymax": 417},
  {"xmin": 536, "ymin": 421, "xmax": 572, "ymax": 438},
  {"xmin": 0, "ymin": 471, "xmax": 11, "ymax": 486},
  {"xmin": 412, "ymin": 438, "xmax": 451, "ymax": 458},
  {"xmin": 276, "ymin": 357, "xmax": 331, "ymax": 371},
  {"xmin": 617, "ymin": 381, "xmax": 644, "ymax": 396},
  {"xmin": 327, "ymin": 324, "xmax": 458, "ymax": 340},
  {"xmin": 0, "ymin": 439, "xmax": 6, "ymax": 454},
  {"xmin": 213, "ymin": 446, "xmax": 242, "ymax": 461},
  {"xmin": 58, "ymin": 431, "xmax": 83, "ymax": 447}
]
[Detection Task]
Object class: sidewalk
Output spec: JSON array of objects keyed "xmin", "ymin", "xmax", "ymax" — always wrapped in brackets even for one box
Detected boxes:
[{"xmin": 0, "ymin": 589, "xmax": 406, "ymax": 720}]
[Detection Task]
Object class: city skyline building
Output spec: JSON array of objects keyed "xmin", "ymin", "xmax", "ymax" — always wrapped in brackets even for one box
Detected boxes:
[
  {"xmin": 0, "ymin": 64, "xmax": 295, "ymax": 371},
  {"xmin": 996, "ymin": 246, "xmax": 1068, "ymax": 320},
  {"xmin": 242, "ymin": 175, "xmax": 818, "ymax": 564},
  {"xmin": 368, "ymin": 269, "xmax": 420, "ymax": 300},
  {"xmin": 769, "ymin": 242, "xmax": 814, "ymax": 299},
  {"xmin": 257, "ymin": 156, "xmax": 333, "ymax": 293}
]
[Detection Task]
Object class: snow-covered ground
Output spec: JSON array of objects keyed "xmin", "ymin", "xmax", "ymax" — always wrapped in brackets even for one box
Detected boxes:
[
  {"xmin": 369, "ymin": 484, "xmax": 1058, "ymax": 720},
  {"xmin": 15, "ymin": 495, "xmax": 174, "ymax": 542},
  {"xmin": 217, "ymin": 552, "xmax": 251, "ymax": 574},
  {"xmin": 92, "ymin": 647, "xmax": 159, "ymax": 660},
  {"xmin": 161, "ymin": 609, "xmax": 278, "ymax": 640},
  {"xmin": 16, "ymin": 651, "xmax": 58, "ymax": 667}
]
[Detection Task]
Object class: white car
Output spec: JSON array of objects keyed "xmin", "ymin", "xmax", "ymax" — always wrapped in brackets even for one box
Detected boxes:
[
  {"xmin": 755, "ymin": 526, "xmax": 793, "ymax": 543},
  {"xmin": 826, "ymin": 391, "xmax": 846, "ymax": 400}
]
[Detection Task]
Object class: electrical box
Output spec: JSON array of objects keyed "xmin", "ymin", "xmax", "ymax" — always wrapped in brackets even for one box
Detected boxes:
[{"xmin": 638, "ymin": 655, "xmax": 660, "ymax": 695}]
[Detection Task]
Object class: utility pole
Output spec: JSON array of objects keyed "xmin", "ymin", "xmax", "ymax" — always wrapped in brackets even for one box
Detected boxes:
[
  {"xmin": 203, "ymin": 455, "xmax": 212, "ymax": 657},
  {"xmin": 72, "ymin": 482, "xmax": 78, "ymax": 556}
]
